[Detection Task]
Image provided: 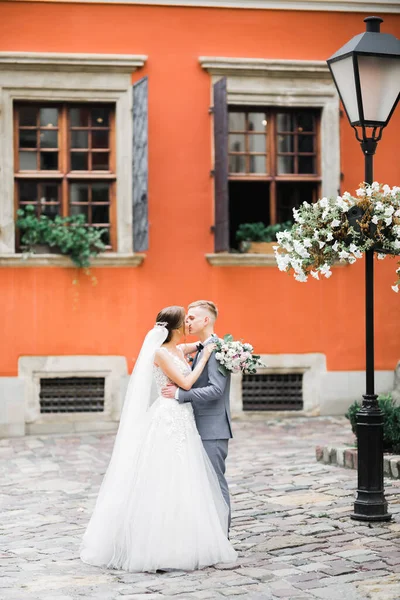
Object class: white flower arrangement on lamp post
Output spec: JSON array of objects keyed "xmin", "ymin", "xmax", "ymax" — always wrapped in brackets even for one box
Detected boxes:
[{"xmin": 274, "ymin": 182, "xmax": 400, "ymax": 292}]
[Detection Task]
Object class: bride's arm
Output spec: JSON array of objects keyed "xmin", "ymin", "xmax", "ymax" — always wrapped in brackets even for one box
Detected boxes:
[
  {"xmin": 155, "ymin": 346, "xmax": 214, "ymax": 391},
  {"xmin": 177, "ymin": 342, "xmax": 199, "ymax": 355}
]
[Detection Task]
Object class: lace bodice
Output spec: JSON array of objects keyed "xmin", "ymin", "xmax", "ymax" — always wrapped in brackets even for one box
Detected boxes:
[
  {"xmin": 153, "ymin": 348, "xmax": 191, "ymax": 393},
  {"xmin": 151, "ymin": 349, "xmax": 195, "ymax": 456}
]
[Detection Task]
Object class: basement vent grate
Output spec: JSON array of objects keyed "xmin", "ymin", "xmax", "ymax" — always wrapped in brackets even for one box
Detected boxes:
[
  {"xmin": 242, "ymin": 373, "xmax": 303, "ymax": 411},
  {"xmin": 39, "ymin": 377, "xmax": 105, "ymax": 413}
]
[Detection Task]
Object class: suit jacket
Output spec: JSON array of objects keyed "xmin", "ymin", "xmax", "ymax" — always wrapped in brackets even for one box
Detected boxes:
[{"xmin": 178, "ymin": 338, "xmax": 233, "ymax": 441}]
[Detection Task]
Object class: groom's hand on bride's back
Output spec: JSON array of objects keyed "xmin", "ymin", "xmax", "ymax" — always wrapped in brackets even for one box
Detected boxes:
[{"xmin": 162, "ymin": 383, "xmax": 177, "ymax": 398}]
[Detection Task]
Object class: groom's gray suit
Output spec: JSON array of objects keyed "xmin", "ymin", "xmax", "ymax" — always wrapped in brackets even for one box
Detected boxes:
[{"xmin": 178, "ymin": 336, "xmax": 233, "ymax": 529}]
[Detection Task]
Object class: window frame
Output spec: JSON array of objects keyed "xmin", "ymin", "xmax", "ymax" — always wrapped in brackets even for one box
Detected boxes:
[
  {"xmin": 227, "ymin": 107, "xmax": 322, "ymax": 181},
  {"xmin": 0, "ymin": 51, "xmax": 146, "ymax": 263},
  {"xmin": 204, "ymin": 58, "xmax": 340, "ymax": 256},
  {"xmin": 228, "ymin": 106, "xmax": 322, "ymax": 226},
  {"xmin": 13, "ymin": 102, "xmax": 117, "ymax": 250}
]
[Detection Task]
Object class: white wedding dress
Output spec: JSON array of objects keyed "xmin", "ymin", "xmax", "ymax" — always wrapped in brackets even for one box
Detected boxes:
[{"xmin": 80, "ymin": 335, "xmax": 237, "ymax": 572}]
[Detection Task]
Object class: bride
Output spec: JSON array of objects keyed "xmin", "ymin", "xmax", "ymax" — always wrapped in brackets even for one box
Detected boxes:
[{"xmin": 80, "ymin": 305, "xmax": 237, "ymax": 572}]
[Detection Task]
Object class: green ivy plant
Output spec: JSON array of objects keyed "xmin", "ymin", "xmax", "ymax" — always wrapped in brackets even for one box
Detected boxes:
[
  {"xmin": 236, "ymin": 221, "xmax": 293, "ymax": 243},
  {"xmin": 346, "ymin": 394, "xmax": 400, "ymax": 453},
  {"xmin": 16, "ymin": 205, "xmax": 107, "ymax": 269}
]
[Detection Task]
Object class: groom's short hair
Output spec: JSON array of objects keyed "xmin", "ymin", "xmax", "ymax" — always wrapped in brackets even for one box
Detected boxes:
[{"xmin": 188, "ymin": 300, "xmax": 218, "ymax": 321}]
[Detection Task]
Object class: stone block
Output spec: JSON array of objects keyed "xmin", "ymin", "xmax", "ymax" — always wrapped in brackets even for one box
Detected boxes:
[
  {"xmin": 320, "ymin": 370, "xmax": 394, "ymax": 416},
  {"xmin": 257, "ymin": 534, "xmax": 312, "ymax": 552},
  {"xmin": 336, "ymin": 448, "xmax": 345, "ymax": 467},
  {"xmin": 344, "ymin": 449, "xmax": 356, "ymax": 469},
  {"xmin": 356, "ymin": 573, "xmax": 400, "ymax": 600},
  {"xmin": 316, "ymin": 442, "xmax": 400, "ymax": 480},
  {"xmin": 389, "ymin": 456, "xmax": 400, "ymax": 479},
  {"xmin": 323, "ymin": 446, "xmax": 331, "ymax": 463},
  {"xmin": 384, "ymin": 456, "xmax": 391, "ymax": 476},
  {"xmin": 310, "ymin": 583, "xmax": 366, "ymax": 599},
  {"xmin": 0, "ymin": 423, "xmax": 24, "ymax": 437},
  {"xmin": 0, "ymin": 377, "xmax": 26, "ymax": 437},
  {"xmin": 233, "ymin": 567, "xmax": 274, "ymax": 582},
  {"xmin": 26, "ymin": 421, "xmax": 75, "ymax": 435},
  {"xmin": 73, "ymin": 420, "xmax": 119, "ymax": 433}
]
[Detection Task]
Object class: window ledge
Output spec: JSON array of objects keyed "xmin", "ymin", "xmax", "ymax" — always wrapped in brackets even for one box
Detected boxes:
[
  {"xmin": 0, "ymin": 52, "xmax": 147, "ymax": 73},
  {"xmin": 206, "ymin": 253, "xmax": 349, "ymax": 267},
  {"xmin": 206, "ymin": 253, "xmax": 277, "ymax": 266},
  {"xmin": 9, "ymin": 1, "xmax": 400, "ymax": 14},
  {"xmin": 200, "ymin": 57, "xmax": 332, "ymax": 79},
  {"xmin": 0, "ymin": 253, "xmax": 146, "ymax": 268}
]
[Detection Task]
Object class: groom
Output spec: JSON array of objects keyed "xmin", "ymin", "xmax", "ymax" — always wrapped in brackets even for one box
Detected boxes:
[{"xmin": 162, "ymin": 300, "xmax": 233, "ymax": 531}]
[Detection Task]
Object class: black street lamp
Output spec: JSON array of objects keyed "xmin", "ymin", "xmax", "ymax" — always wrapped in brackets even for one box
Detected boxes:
[{"xmin": 327, "ymin": 16, "xmax": 400, "ymax": 522}]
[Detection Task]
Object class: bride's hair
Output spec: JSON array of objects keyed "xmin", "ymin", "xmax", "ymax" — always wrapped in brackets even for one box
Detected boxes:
[{"xmin": 155, "ymin": 306, "xmax": 185, "ymax": 343}]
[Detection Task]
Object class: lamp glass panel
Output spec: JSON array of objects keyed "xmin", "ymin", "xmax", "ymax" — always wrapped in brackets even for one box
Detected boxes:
[
  {"xmin": 329, "ymin": 55, "xmax": 359, "ymax": 123},
  {"xmin": 358, "ymin": 56, "xmax": 400, "ymax": 124}
]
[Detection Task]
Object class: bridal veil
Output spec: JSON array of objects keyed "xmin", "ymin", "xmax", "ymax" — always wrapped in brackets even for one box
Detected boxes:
[{"xmin": 80, "ymin": 324, "xmax": 168, "ymax": 566}]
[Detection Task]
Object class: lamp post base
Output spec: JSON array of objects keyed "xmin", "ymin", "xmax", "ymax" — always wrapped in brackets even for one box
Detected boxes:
[
  {"xmin": 351, "ymin": 491, "xmax": 391, "ymax": 521},
  {"xmin": 351, "ymin": 512, "xmax": 392, "ymax": 522},
  {"xmin": 351, "ymin": 394, "xmax": 392, "ymax": 523}
]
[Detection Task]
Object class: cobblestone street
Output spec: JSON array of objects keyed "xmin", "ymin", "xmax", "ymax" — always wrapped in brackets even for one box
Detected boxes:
[{"xmin": 1, "ymin": 416, "xmax": 400, "ymax": 600}]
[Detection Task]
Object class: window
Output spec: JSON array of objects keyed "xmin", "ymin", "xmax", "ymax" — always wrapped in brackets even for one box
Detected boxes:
[
  {"xmin": 227, "ymin": 108, "xmax": 321, "ymax": 249},
  {"xmin": 206, "ymin": 65, "xmax": 340, "ymax": 256},
  {"xmin": 14, "ymin": 103, "xmax": 116, "ymax": 248}
]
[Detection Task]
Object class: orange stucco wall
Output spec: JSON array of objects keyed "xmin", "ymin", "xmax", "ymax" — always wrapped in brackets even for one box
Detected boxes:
[{"xmin": 1, "ymin": 2, "xmax": 399, "ymax": 377}]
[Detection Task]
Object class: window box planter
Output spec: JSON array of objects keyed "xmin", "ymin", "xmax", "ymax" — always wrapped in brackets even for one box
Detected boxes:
[
  {"xmin": 247, "ymin": 241, "xmax": 276, "ymax": 254},
  {"xmin": 30, "ymin": 243, "xmax": 60, "ymax": 255}
]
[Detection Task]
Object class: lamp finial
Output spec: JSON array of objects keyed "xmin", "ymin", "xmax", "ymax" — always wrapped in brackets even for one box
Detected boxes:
[{"xmin": 364, "ymin": 16, "xmax": 383, "ymax": 33}]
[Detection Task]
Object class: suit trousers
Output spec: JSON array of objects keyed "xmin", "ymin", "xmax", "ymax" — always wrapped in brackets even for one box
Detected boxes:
[{"xmin": 202, "ymin": 439, "xmax": 231, "ymax": 531}]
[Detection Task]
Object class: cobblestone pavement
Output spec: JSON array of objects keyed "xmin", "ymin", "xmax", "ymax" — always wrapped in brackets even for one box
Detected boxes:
[{"xmin": 1, "ymin": 416, "xmax": 400, "ymax": 600}]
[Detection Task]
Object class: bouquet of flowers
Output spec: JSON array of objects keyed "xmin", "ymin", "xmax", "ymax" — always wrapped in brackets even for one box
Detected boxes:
[
  {"xmin": 214, "ymin": 334, "xmax": 266, "ymax": 376},
  {"xmin": 274, "ymin": 182, "xmax": 400, "ymax": 292}
]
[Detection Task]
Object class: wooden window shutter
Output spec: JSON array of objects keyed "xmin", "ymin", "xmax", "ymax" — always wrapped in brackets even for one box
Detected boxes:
[
  {"xmin": 132, "ymin": 77, "xmax": 149, "ymax": 252},
  {"xmin": 213, "ymin": 77, "xmax": 229, "ymax": 252}
]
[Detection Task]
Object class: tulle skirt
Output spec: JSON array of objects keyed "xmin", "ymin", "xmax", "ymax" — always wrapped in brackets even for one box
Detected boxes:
[{"xmin": 80, "ymin": 396, "xmax": 237, "ymax": 572}]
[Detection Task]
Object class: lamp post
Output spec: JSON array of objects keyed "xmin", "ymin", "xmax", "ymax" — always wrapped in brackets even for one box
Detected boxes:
[{"xmin": 327, "ymin": 16, "xmax": 400, "ymax": 522}]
